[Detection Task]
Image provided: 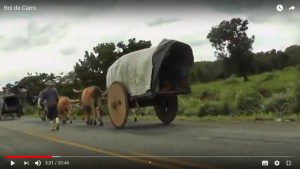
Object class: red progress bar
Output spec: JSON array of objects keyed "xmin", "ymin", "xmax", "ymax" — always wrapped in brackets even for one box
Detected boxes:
[{"xmin": 5, "ymin": 156, "xmax": 52, "ymax": 157}]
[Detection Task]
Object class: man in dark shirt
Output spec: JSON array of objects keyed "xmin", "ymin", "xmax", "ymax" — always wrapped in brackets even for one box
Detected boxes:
[{"xmin": 40, "ymin": 80, "xmax": 60, "ymax": 131}]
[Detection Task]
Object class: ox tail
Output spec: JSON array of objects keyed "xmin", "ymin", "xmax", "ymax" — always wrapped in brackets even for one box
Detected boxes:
[
  {"xmin": 73, "ymin": 88, "xmax": 83, "ymax": 93},
  {"xmin": 93, "ymin": 86, "xmax": 104, "ymax": 125},
  {"xmin": 66, "ymin": 105, "xmax": 73, "ymax": 121},
  {"xmin": 92, "ymin": 86, "xmax": 102, "ymax": 108}
]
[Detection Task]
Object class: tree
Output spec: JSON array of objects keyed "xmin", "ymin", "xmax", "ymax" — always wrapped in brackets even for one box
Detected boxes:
[
  {"xmin": 74, "ymin": 50, "xmax": 109, "ymax": 89},
  {"xmin": 74, "ymin": 38, "xmax": 152, "ymax": 89},
  {"xmin": 277, "ymin": 51, "xmax": 290, "ymax": 69},
  {"xmin": 117, "ymin": 38, "xmax": 152, "ymax": 55},
  {"xmin": 207, "ymin": 18, "xmax": 255, "ymax": 81},
  {"xmin": 3, "ymin": 37, "xmax": 300, "ymax": 102}
]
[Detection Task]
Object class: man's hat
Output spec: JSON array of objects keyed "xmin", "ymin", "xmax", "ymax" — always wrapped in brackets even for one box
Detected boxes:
[{"xmin": 44, "ymin": 80, "xmax": 54, "ymax": 86}]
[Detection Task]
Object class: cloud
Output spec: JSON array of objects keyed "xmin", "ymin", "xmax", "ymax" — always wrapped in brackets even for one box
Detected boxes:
[
  {"xmin": 146, "ymin": 17, "xmax": 181, "ymax": 27},
  {"xmin": 60, "ymin": 47, "xmax": 77, "ymax": 56},
  {"xmin": 178, "ymin": 34, "xmax": 209, "ymax": 47},
  {"xmin": 187, "ymin": 39, "xmax": 208, "ymax": 47},
  {"xmin": 0, "ymin": 20, "xmax": 70, "ymax": 52},
  {"xmin": 0, "ymin": 1, "xmax": 299, "ymax": 88}
]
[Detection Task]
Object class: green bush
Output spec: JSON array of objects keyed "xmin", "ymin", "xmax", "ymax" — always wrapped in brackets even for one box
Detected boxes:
[
  {"xmin": 100, "ymin": 104, "xmax": 109, "ymax": 115},
  {"xmin": 73, "ymin": 107, "xmax": 84, "ymax": 115},
  {"xmin": 185, "ymin": 97, "xmax": 201, "ymax": 109},
  {"xmin": 263, "ymin": 94, "xmax": 296, "ymax": 114},
  {"xmin": 253, "ymin": 87, "xmax": 273, "ymax": 98},
  {"xmin": 263, "ymin": 73, "xmax": 279, "ymax": 81},
  {"xmin": 223, "ymin": 78, "xmax": 238, "ymax": 85},
  {"xmin": 178, "ymin": 96, "xmax": 189, "ymax": 114},
  {"xmin": 274, "ymin": 87, "xmax": 288, "ymax": 93},
  {"xmin": 236, "ymin": 91, "xmax": 263, "ymax": 115},
  {"xmin": 219, "ymin": 89, "xmax": 236, "ymax": 103},
  {"xmin": 23, "ymin": 104, "xmax": 37, "ymax": 115},
  {"xmin": 199, "ymin": 89, "xmax": 220, "ymax": 101},
  {"xmin": 72, "ymin": 104, "xmax": 109, "ymax": 116},
  {"xmin": 283, "ymin": 66, "xmax": 296, "ymax": 72},
  {"xmin": 184, "ymin": 107, "xmax": 198, "ymax": 116},
  {"xmin": 198, "ymin": 102, "xmax": 223, "ymax": 117},
  {"xmin": 223, "ymin": 103, "xmax": 239, "ymax": 116},
  {"xmin": 197, "ymin": 102, "xmax": 237, "ymax": 117},
  {"xmin": 143, "ymin": 107, "xmax": 155, "ymax": 115}
]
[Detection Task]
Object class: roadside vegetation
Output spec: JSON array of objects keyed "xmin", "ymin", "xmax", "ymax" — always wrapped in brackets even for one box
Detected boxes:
[
  {"xmin": 23, "ymin": 67, "xmax": 300, "ymax": 122},
  {"xmin": 2, "ymin": 17, "xmax": 300, "ymax": 122}
]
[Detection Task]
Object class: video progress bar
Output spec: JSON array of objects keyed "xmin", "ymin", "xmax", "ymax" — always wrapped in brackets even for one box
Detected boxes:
[{"xmin": 6, "ymin": 156, "xmax": 295, "ymax": 158}]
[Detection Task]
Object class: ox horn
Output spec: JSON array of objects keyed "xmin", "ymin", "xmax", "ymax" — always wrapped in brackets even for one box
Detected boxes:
[
  {"xmin": 73, "ymin": 88, "xmax": 83, "ymax": 93},
  {"xmin": 32, "ymin": 95, "xmax": 39, "ymax": 99},
  {"xmin": 101, "ymin": 91, "xmax": 108, "ymax": 97},
  {"xmin": 70, "ymin": 99, "xmax": 80, "ymax": 104}
]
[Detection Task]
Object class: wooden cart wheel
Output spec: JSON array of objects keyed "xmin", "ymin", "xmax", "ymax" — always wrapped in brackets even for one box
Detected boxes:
[
  {"xmin": 108, "ymin": 81, "xmax": 129, "ymax": 129},
  {"xmin": 154, "ymin": 94, "xmax": 178, "ymax": 124}
]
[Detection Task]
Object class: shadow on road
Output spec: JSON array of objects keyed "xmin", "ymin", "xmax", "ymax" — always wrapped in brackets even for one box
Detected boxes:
[
  {"xmin": 57, "ymin": 120, "xmax": 179, "ymax": 134},
  {"xmin": 22, "ymin": 120, "xmax": 47, "ymax": 125},
  {"xmin": 124, "ymin": 123, "xmax": 177, "ymax": 130}
]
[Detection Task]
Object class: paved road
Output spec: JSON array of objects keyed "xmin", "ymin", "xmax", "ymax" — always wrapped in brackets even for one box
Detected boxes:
[{"xmin": 0, "ymin": 116, "xmax": 299, "ymax": 169}]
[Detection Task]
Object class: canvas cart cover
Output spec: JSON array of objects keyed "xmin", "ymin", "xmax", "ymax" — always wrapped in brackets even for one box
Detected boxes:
[{"xmin": 106, "ymin": 39, "xmax": 194, "ymax": 96}]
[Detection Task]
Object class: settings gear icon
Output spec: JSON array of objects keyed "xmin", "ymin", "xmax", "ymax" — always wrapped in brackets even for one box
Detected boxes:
[{"xmin": 274, "ymin": 160, "xmax": 280, "ymax": 166}]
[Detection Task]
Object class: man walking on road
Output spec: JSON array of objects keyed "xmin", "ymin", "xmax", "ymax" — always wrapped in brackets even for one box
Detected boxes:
[{"xmin": 40, "ymin": 80, "xmax": 60, "ymax": 131}]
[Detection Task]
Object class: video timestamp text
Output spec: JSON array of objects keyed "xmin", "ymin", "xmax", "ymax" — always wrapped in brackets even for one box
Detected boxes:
[{"xmin": 45, "ymin": 160, "xmax": 70, "ymax": 165}]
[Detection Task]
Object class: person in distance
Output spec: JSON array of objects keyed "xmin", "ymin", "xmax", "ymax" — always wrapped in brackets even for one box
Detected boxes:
[{"xmin": 40, "ymin": 80, "xmax": 60, "ymax": 131}]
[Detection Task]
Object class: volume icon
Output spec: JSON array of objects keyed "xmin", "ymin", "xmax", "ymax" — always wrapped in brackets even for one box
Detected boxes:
[{"xmin": 35, "ymin": 160, "xmax": 41, "ymax": 166}]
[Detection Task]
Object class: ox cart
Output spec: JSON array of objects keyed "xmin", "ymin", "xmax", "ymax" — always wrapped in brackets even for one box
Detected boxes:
[
  {"xmin": 0, "ymin": 92, "xmax": 23, "ymax": 120},
  {"xmin": 102, "ymin": 39, "xmax": 194, "ymax": 129}
]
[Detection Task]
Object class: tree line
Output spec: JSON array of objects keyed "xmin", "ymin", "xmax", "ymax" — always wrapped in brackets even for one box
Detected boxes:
[{"xmin": 3, "ymin": 18, "xmax": 300, "ymax": 101}]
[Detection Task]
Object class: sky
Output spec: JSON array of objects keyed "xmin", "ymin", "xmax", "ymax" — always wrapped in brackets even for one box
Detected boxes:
[{"xmin": 0, "ymin": 0, "xmax": 299, "ymax": 88}]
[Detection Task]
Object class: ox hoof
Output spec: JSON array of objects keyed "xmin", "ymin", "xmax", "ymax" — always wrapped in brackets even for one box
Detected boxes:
[
  {"xmin": 87, "ymin": 120, "xmax": 92, "ymax": 125},
  {"xmin": 82, "ymin": 117, "xmax": 85, "ymax": 120},
  {"xmin": 93, "ymin": 121, "xmax": 97, "ymax": 126},
  {"xmin": 70, "ymin": 121, "xmax": 72, "ymax": 124},
  {"xmin": 134, "ymin": 117, "xmax": 137, "ymax": 122},
  {"xmin": 99, "ymin": 121, "xmax": 103, "ymax": 126}
]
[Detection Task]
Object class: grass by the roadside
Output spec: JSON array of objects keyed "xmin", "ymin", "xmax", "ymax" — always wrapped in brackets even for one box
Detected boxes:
[
  {"xmin": 131, "ymin": 113, "xmax": 300, "ymax": 122},
  {"xmin": 188, "ymin": 69, "xmax": 297, "ymax": 98}
]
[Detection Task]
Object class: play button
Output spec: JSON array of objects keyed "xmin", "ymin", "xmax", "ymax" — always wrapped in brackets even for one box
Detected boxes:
[{"xmin": 11, "ymin": 161, "xmax": 15, "ymax": 166}]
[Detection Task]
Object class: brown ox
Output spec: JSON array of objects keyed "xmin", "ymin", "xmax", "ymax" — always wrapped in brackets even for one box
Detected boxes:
[
  {"xmin": 73, "ymin": 86, "xmax": 103, "ymax": 126},
  {"xmin": 57, "ymin": 96, "xmax": 73, "ymax": 124}
]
